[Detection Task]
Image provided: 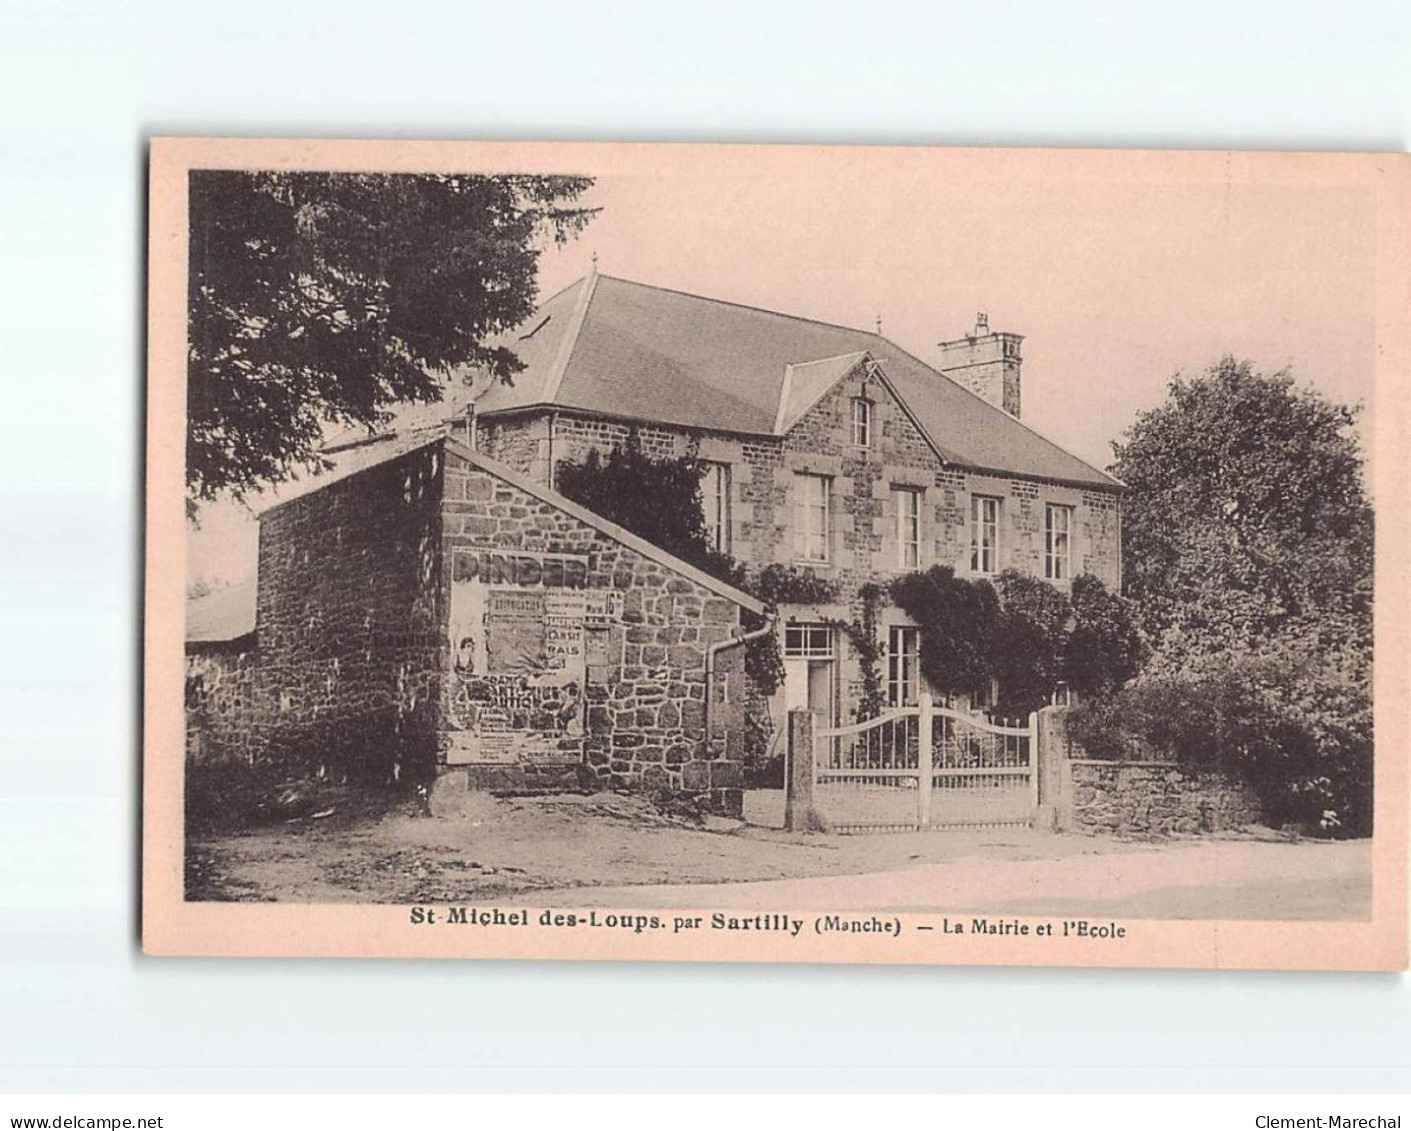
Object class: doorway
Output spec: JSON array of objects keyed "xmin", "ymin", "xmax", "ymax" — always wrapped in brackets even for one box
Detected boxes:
[{"xmin": 782, "ymin": 623, "xmax": 836, "ymax": 725}]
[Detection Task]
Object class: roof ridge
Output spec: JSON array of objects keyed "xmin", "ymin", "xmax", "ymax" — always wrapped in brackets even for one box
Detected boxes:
[
  {"xmin": 596, "ymin": 273, "xmax": 876, "ymax": 338},
  {"xmin": 868, "ymin": 335, "xmax": 1124, "ymax": 489},
  {"xmin": 538, "ymin": 272, "xmax": 597, "ymax": 404}
]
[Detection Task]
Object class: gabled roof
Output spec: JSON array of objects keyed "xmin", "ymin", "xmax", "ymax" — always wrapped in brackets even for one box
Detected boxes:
[
  {"xmin": 464, "ymin": 273, "xmax": 1121, "ymax": 490},
  {"xmin": 775, "ymin": 351, "xmax": 868, "ymax": 433},
  {"xmin": 190, "ymin": 433, "xmax": 767, "ymax": 642}
]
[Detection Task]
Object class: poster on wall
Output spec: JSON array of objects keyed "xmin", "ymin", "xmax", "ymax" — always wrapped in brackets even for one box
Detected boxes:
[{"xmin": 444, "ymin": 549, "xmax": 605, "ymax": 766}]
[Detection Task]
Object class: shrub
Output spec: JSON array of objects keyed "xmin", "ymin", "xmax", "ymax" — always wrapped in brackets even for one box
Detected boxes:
[
  {"xmin": 890, "ymin": 566, "xmax": 998, "ymax": 697},
  {"xmin": 1064, "ymin": 573, "xmax": 1143, "ymax": 699},
  {"xmin": 991, "ymin": 569, "xmax": 1071, "ymax": 716},
  {"xmin": 1065, "ymin": 652, "xmax": 1372, "ymax": 837}
]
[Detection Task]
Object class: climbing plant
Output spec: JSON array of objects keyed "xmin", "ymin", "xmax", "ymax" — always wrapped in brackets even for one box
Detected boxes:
[{"xmin": 844, "ymin": 583, "xmax": 887, "ymax": 721}]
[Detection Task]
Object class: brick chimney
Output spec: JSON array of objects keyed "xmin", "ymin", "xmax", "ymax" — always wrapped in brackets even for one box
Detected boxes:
[{"xmin": 938, "ymin": 312, "xmax": 1024, "ymax": 419}]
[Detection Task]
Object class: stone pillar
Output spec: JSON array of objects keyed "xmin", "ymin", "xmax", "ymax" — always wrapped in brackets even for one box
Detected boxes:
[
  {"xmin": 1035, "ymin": 705, "xmax": 1074, "ymax": 832},
  {"xmin": 784, "ymin": 709, "xmax": 831, "ymax": 833}
]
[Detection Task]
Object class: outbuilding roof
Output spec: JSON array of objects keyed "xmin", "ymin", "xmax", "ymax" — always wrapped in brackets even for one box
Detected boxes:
[{"xmin": 186, "ymin": 436, "xmax": 767, "ymax": 643}]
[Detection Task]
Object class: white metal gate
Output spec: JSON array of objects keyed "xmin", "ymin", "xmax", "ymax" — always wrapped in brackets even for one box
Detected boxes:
[{"xmin": 814, "ymin": 693, "xmax": 1038, "ymax": 833}]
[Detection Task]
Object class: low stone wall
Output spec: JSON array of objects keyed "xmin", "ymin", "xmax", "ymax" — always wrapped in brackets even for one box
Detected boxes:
[{"xmin": 1065, "ymin": 759, "xmax": 1263, "ymax": 836}]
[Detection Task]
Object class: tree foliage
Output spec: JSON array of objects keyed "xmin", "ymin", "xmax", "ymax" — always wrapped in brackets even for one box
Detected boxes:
[
  {"xmin": 1111, "ymin": 357, "xmax": 1372, "ymax": 675},
  {"xmin": 554, "ymin": 435, "xmax": 789, "ymax": 693},
  {"xmin": 1064, "ymin": 572, "xmax": 1143, "ymax": 700},
  {"xmin": 890, "ymin": 566, "xmax": 1136, "ymax": 717},
  {"xmin": 188, "ymin": 170, "xmax": 596, "ymax": 514},
  {"xmin": 555, "ymin": 432, "xmax": 743, "ymax": 587},
  {"xmin": 991, "ymin": 569, "xmax": 1072, "ymax": 716},
  {"xmin": 1087, "ymin": 356, "xmax": 1375, "ymax": 835},
  {"xmin": 890, "ymin": 566, "xmax": 999, "ymax": 697}
]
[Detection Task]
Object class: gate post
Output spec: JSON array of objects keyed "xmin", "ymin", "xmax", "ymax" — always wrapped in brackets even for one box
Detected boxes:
[
  {"xmin": 784, "ymin": 709, "xmax": 830, "ymax": 833},
  {"xmin": 1028, "ymin": 710, "xmax": 1041, "ymax": 810},
  {"xmin": 916, "ymin": 693, "xmax": 933, "ymax": 829}
]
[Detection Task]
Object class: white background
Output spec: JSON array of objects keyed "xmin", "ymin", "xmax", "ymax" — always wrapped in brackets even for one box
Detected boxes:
[{"xmin": 1, "ymin": 0, "xmax": 1408, "ymax": 1095}]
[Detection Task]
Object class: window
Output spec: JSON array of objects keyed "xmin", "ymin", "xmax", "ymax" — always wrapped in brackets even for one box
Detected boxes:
[
  {"xmin": 1044, "ymin": 503, "xmax": 1073, "ymax": 580},
  {"xmin": 794, "ymin": 473, "xmax": 831, "ymax": 562},
  {"xmin": 970, "ymin": 495, "xmax": 1000, "ymax": 574},
  {"xmin": 785, "ymin": 624, "xmax": 834, "ymax": 658},
  {"xmin": 851, "ymin": 397, "xmax": 872, "ymax": 448},
  {"xmin": 895, "ymin": 487, "xmax": 921, "ymax": 568},
  {"xmin": 972, "ymin": 679, "xmax": 996, "ymax": 710},
  {"xmin": 1051, "ymin": 682, "xmax": 1072, "ymax": 707},
  {"xmin": 701, "ymin": 462, "xmax": 731, "ymax": 553},
  {"xmin": 887, "ymin": 626, "xmax": 920, "ymax": 707}
]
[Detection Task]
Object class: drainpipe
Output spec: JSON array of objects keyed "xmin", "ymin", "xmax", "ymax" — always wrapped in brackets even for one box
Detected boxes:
[{"xmin": 703, "ymin": 612, "xmax": 778, "ymax": 757}]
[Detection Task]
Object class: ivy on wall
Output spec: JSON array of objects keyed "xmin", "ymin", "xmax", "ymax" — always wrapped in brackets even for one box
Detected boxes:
[{"xmin": 844, "ymin": 583, "xmax": 887, "ymax": 721}]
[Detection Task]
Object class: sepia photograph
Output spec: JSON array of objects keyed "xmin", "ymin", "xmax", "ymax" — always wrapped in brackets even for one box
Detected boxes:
[
  {"xmin": 145, "ymin": 139, "xmax": 1407, "ymax": 968},
  {"xmin": 11, "ymin": 0, "xmax": 1411, "ymax": 1117}
]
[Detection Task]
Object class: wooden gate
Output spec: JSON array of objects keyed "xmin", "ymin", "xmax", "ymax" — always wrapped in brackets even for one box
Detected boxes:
[{"xmin": 814, "ymin": 694, "xmax": 1038, "ymax": 833}]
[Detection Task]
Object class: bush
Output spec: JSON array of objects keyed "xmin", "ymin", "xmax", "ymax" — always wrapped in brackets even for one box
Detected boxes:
[
  {"xmin": 1065, "ymin": 653, "xmax": 1372, "ymax": 837},
  {"xmin": 890, "ymin": 566, "xmax": 998, "ymax": 696},
  {"xmin": 991, "ymin": 569, "xmax": 1070, "ymax": 716},
  {"xmin": 1064, "ymin": 573, "xmax": 1142, "ymax": 699}
]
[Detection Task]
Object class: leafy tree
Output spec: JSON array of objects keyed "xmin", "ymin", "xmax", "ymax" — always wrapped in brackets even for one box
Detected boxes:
[
  {"xmin": 991, "ymin": 569, "xmax": 1071, "ymax": 716},
  {"xmin": 890, "ymin": 566, "xmax": 998, "ymax": 696},
  {"xmin": 1110, "ymin": 357, "xmax": 1371, "ymax": 674},
  {"xmin": 188, "ymin": 170, "xmax": 596, "ymax": 515},
  {"xmin": 1063, "ymin": 572, "xmax": 1142, "ymax": 700},
  {"xmin": 555, "ymin": 435, "xmax": 788, "ymax": 692},
  {"xmin": 555, "ymin": 432, "xmax": 743, "ymax": 587},
  {"xmin": 1088, "ymin": 357, "xmax": 1374, "ymax": 835}
]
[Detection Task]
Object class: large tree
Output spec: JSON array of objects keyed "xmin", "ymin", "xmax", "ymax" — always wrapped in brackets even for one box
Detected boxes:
[
  {"xmin": 1111, "ymin": 357, "xmax": 1372, "ymax": 676},
  {"xmin": 187, "ymin": 170, "xmax": 596, "ymax": 515}
]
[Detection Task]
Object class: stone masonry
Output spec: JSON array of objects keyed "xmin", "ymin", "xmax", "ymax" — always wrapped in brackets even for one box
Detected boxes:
[
  {"xmin": 480, "ymin": 359, "xmax": 1123, "ymax": 730},
  {"xmin": 185, "ymin": 437, "xmax": 757, "ymax": 815},
  {"xmin": 439, "ymin": 444, "xmax": 752, "ymax": 814},
  {"xmin": 1065, "ymin": 761, "xmax": 1264, "ymax": 837}
]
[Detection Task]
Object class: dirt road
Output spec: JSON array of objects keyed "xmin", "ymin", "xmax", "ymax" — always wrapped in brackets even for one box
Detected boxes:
[
  {"xmin": 525, "ymin": 838, "xmax": 1371, "ymax": 920},
  {"xmin": 188, "ymin": 788, "xmax": 1370, "ymax": 920}
]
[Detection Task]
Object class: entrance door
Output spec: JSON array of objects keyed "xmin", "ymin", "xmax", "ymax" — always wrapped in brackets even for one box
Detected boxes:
[{"xmin": 782, "ymin": 623, "xmax": 836, "ymax": 726}]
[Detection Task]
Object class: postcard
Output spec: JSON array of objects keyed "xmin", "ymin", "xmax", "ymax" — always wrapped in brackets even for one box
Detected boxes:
[{"xmin": 145, "ymin": 138, "xmax": 1408, "ymax": 968}]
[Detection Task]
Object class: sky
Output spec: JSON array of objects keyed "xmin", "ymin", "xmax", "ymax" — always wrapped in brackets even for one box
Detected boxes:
[{"xmin": 188, "ymin": 148, "xmax": 1381, "ymax": 589}]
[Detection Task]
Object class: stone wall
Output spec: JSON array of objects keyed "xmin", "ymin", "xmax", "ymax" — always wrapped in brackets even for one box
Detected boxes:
[
  {"xmin": 475, "ymin": 413, "xmax": 551, "ymax": 480},
  {"xmin": 476, "ymin": 387, "xmax": 1123, "ymax": 744},
  {"xmin": 185, "ymin": 643, "xmax": 261, "ymax": 764},
  {"xmin": 1038, "ymin": 706, "xmax": 1264, "ymax": 836},
  {"xmin": 239, "ymin": 445, "xmax": 445, "ymax": 780},
  {"xmin": 478, "ymin": 381, "xmax": 1124, "ymax": 596},
  {"xmin": 440, "ymin": 445, "xmax": 749, "ymax": 814},
  {"xmin": 1065, "ymin": 760, "xmax": 1264, "ymax": 836}
]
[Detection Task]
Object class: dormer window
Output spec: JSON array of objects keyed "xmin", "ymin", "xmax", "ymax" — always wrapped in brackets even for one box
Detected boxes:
[{"xmin": 851, "ymin": 397, "xmax": 872, "ymax": 448}]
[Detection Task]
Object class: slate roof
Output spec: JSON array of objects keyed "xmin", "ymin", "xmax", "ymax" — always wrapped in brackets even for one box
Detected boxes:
[{"xmin": 466, "ymin": 273, "xmax": 1121, "ymax": 490}]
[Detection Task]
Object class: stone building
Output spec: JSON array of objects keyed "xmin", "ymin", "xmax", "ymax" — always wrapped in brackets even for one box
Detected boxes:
[
  {"xmin": 185, "ymin": 436, "xmax": 765, "ymax": 814},
  {"xmin": 187, "ymin": 267, "xmax": 1125, "ymax": 802},
  {"xmin": 436, "ymin": 267, "xmax": 1124, "ymax": 734}
]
